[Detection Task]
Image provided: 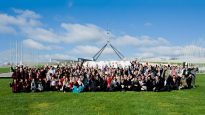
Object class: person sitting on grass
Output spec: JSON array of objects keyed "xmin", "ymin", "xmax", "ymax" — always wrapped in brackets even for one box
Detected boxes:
[
  {"xmin": 56, "ymin": 79, "xmax": 62, "ymax": 91},
  {"xmin": 72, "ymin": 77, "xmax": 79, "ymax": 93},
  {"xmin": 50, "ymin": 76, "xmax": 57, "ymax": 91},
  {"xmin": 153, "ymin": 76, "xmax": 162, "ymax": 92},
  {"xmin": 132, "ymin": 77, "xmax": 141, "ymax": 91},
  {"xmin": 59, "ymin": 75, "xmax": 66, "ymax": 91},
  {"xmin": 30, "ymin": 78, "xmax": 36, "ymax": 92},
  {"xmin": 62, "ymin": 77, "xmax": 70, "ymax": 92},
  {"xmin": 110, "ymin": 77, "xmax": 120, "ymax": 91},
  {"xmin": 120, "ymin": 78, "xmax": 126, "ymax": 92},
  {"xmin": 126, "ymin": 75, "xmax": 132, "ymax": 91},
  {"xmin": 89, "ymin": 76, "xmax": 97, "ymax": 92},
  {"xmin": 139, "ymin": 75, "xmax": 147, "ymax": 91},
  {"xmin": 95, "ymin": 75, "xmax": 102, "ymax": 91},
  {"xmin": 77, "ymin": 77, "xmax": 84, "ymax": 93},
  {"xmin": 37, "ymin": 78, "xmax": 44, "ymax": 92},
  {"xmin": 82, "ymin": 72, "xmax": 89, "ymax": 92},
  {"xmin": 18, "ymin": 79, "xmax": 24, "ymax": 92},
  {"xmin": 179, "ymin": 75, "xmax": 188, "ymax": 90},
  {"xmin": 169, "ymin": 74, "xmax": 180, "ymax": 90},
  {"xmin": 101, "ymin": 76, "xmax": 108, "ymax": 92},
  {"xmin": 146, "ymin": 75, "xmax": 154, "ymax": 91},
  {"xmin": 23, "ymin": 79, "xmax": 30, "ymax": 92}
]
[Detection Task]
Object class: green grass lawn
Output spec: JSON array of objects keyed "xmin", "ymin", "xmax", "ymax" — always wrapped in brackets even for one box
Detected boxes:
[
  {"xmin": 0, "ymin": 75, "xmax": 205, "ymax": 115},
  {"xmin": 0, "ymin": 67, "xmax": 10, "ymax": 74}
]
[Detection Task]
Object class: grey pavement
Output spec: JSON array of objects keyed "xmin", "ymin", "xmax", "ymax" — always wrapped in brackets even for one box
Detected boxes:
[{"xmin": 0, "ymin": 72, "xmax": 12, "ymax": 78}]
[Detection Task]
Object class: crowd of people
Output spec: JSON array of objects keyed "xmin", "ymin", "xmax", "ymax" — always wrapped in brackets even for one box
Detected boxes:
[{"xmin": 10, "ymin": 61, "xmax": 198, "ymax": 93}]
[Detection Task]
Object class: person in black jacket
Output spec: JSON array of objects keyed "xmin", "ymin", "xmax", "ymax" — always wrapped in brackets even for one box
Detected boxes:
[
  {"xmin": 132, "ymin": 77, "xmax": 141, "ymax": 91},
  {"xmin": 170, "ymin": 75, "xmax": 180, "ymax": 90},
  {"xmin": 146, "ymin": 75, "xmax": 153, "ymax": 91},
  {"xmin": 153, "ymin": 76, "xmax": 163, "ymax": 92},
  {"xmin": 100, "ymin": 76, "xmax": 107, "ymax": 92},
  {"xmin": 183, "ymin": 65, "xmax": 192, "ymax": 88}
]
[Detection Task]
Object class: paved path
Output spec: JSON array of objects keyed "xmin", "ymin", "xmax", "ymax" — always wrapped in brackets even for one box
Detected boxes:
[{"xmin": 0, "ymin": 72, "xmax": 12, "ymax": 78}]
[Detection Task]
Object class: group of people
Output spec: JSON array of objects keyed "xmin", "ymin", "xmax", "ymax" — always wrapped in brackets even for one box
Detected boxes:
[{"xmin": 10, "ymin": 61, "xmax": 198, "ymax": 93}]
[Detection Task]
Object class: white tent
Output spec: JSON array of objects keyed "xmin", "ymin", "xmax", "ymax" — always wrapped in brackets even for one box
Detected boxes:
[{"xmin": 83, "ymin": 60, "xmax": 131, "ymax": 69}]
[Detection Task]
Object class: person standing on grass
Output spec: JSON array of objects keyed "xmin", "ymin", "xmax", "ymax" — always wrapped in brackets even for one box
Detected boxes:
[
  {"xmin": 190, "ymin": 67, "xmax": 198, "ymax": 88},
  {"xmin": 10, "ymin": 79, "xmax": 18, "ymax": 93}
]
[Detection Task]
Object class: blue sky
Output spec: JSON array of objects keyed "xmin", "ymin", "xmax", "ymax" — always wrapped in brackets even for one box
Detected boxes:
[{"xmin": 0, "ymin": 0, "xmax": 205, "ymax": 63}]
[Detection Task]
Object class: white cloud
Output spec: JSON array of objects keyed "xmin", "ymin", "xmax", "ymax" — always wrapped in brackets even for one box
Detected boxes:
[
  {"xmin": 23, "ymin": 39, "xmax": 62, "ymax": 50},
  {"xmin": 114, "ymin": 35, "xmax": 169, "ymax": 47},
  {"xmin": 136, "ymin": 45, "xmax": 205, "ymax": 58},
  {"xmin": 0, "ymin": 9, "xmax": 166, "ymax": 47},
  {"xmin": 61, "ymin": 23, "xmax": 106, "ymax": 43},
  {"xmin": 0, "ymin": 9, "xmax": 41, "ymax": 27},
  {"xmin": 23, "ymin": 39, "xmax": 49, "ymax": 50},
  {"xmin": 12, "ymin": 8, "xmax": 41, "ymax": 19},
  {"xmin": 0, "ymin": 14, "xmax": 18, "ymax": 34},
  {"xmin": 138, "ymin": 46, "xmax": 181, "ymax": 57},
  {"xmin": 1, "ymin": 8, "xmax": 205, "ymax": 62},
  {"xmin": 0, "ymin": 25, "xmax": 16, "ymax": 34},
  {"xmin": 0, "ymin": 9, "xmax": 41, "ymax": 34},
  {"xmin": 21, "ymin": 23, "xmax": 107, "ymax": 44},
  {"xmin": 22, "ymin": 27, "xmax": 61, "ymax": 43},
  {"xmin": 0, "ymin": 13, "xmax": 21, "ymax": 26}
]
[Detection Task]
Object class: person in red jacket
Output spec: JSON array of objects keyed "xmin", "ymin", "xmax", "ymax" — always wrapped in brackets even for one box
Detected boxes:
[{"xmin": 10, "ymin": 79, "xmax": 18, "ymax": 93}]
